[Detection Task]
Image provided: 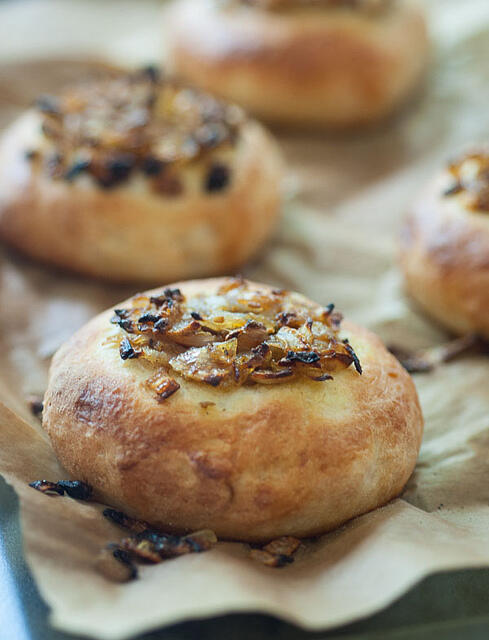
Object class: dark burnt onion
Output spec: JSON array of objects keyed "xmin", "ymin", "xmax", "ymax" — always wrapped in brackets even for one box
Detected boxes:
[
  {"xmin": 103, "ymin": 508, "xmax": 150, "ymax": 533},
  {"xmin": 146, "ymin": 372, "xmax": 181, "ymax": 401},
  {"xmin": 56, "ymin": 480, "xmax": 93, "ymax": 500},
  {"xmin": 29, "ymin": 480, "xmax": 92, "ymax": 500},
  {"xmin": 64, "ymin": 158, "xmax": 91, "ymax": 181},
  {"xmin": 99, "ymin": 507, "xmax": 217, "ymax": 581},
  {"xmin": 112, "ymin": 279, "xmax": 362, "ymax": 397},
  {"xmin": 35, "ymin": 95, "xmax": 60, "ymax": 115},
  {"xmin": 142, "ymin": 156, "xmax": 165, "ymax": 176},
  {"xmin": 28, "ymin": 480, "xmax": 64, "ymax": 496},
  {"xmin": 97, "ymin": 546, "xmax": 138, "ymax": 582},
  {"xmin": 205, "ymin": 164, "xmax": 231, "ymax": 193},
  {"xmin": 28, "ymin": 396, "xmax": 44, "ymax": 418},
  {"xmin": 119, "ymin": 337, "xmax": 141, "ymax": 361}
]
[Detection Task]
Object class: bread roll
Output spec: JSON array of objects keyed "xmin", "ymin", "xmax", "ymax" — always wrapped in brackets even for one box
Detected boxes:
[
  {"xmin": 400, "ymin": 150, "xmax": 489, "ymax": 339},
  {"xmin": 43, "ymin": 277, "xmax": 423, "ymax": 541}
]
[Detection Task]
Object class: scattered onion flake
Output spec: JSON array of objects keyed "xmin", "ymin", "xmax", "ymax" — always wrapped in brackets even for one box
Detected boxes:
[
  {"xmin": 99, "ymin": 508, "xmax": 218, "ymax": 582},
  {"xmin": 29, "ymin": 479, "xmax": 93, "ymax": 500},
  {"xmin": 27, "ymin": 395, "xmax": 44, "ymax": 418},
  {"xmin": 250, "ymin": 536, "xmax": 302, "ymax": 568},
  {"xmin": 145, "ymin": 370, "xmax": 180, "ymax": 401},
  {"xmin": 112, "ymin": 279, "xmax": 362, "ymax": 400}
]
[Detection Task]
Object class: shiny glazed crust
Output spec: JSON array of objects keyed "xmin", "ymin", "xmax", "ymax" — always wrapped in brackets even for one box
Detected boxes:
[
  {"xmin": 0, "ymin": 111, "xmax": 282, "ymax": 283},
  {"xmin": 42, "ymin": 278, "xmax": 423, "ymax": 542},
  {"xmin": 400, "ymin": 172, "xmax": 489, "ymax": 339},
  {"xmin": 166, "ymin": 0, "xmax": 429, "ymax": 128}
]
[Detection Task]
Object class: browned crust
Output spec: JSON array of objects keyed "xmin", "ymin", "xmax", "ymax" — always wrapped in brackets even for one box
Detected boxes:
[
  {"xmin": 0, "ymin": 113, "xmax": 283, "ymax": 283},
  {"xmin": 400, "ymin": 176, "xmax": 489, "ymax": 339},
  {"xmin": 166, "ymin": 0, "xmax": 429, "ymax": 127},
  {"xmin": 42, "ymin": 278, "xmax": 423, "ymax": 542}
]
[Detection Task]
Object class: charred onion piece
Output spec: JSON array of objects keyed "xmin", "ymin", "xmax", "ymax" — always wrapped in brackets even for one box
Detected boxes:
[
  {"xmin": 249, "ymin": 549, "xmax": 294, "ymax": 567},
  {"xmin": 57, "ymin": 480, "xmax": 93, "ymax": 500},
  {"xmin": 443, "ymin": 183, "xmax": 463, "ymax": 197},
  {"xmin": 29, "ymin": 480, "xmax": 64, "ymax": 496},
  {"xmin": 249, "ymin": 368, "xmax": 295, "ymax": 383},
  {"xmin": 343, "ymin": 340, "xmax": 363, "ymax": 374},
  {"xmin": 206, "ymin": 163, "xmax": 231, "ymax": 192},
  {"xmin": 29, "ymin": 480, "xmax": 92, "ymax": 500},
  {"xmin": 120, "ymin": 537, "xmax": 163, "ymax": 564},
  {"xmin": 99, "ymin": 507, "xmax": 218, "ymax": 581},
  {"xmin": 280, "ymin": 350, "xmax": 320, "ymax": 365},
  {"xmin": 121, "ymin": 528, "xmax": 218, "ymax": 563},
  {"xmin": 27, "ymin": 395, "xmax": 44, "ymax": 418},
  {"xmin": 119, "ymin": 337, "xmax": 141, "ymax": 360},
  {"xmin": 33, "ymin": 70, "xmax": 243, "ymax": 193},
  {"xmin": 111, "ymin": 279, "xmax": 362, "ymax": 398},
  {"xmin": 184, "ymin": 529, "xmax": 218, "ymax": 552},
  {"xmin": 96, "ymin": 546, "xmax": 138, "ymax": 583},
  {"xmin": 263, "ymin": 536, "xmax": 301, "ymax": 556},
  {"xmin": 103, "ymin": 508, "xmax": 149, "ymax": 534}
]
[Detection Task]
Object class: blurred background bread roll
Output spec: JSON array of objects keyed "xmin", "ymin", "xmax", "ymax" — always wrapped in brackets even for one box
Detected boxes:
[
  {"xmin": 400, "ymin": 149, "xmax": 489, "ymax": 339},
  {"xmin": 0, "ymin": 67, "xmax": 283, "ymax": 283},
  {"xmin": 166, "ymin": 0, "xmax": 429, "ymax": 128}
]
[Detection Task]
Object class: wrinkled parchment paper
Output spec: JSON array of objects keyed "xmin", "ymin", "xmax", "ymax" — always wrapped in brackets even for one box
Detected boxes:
[{"xmin": 1, "ymin": 1, "xmax": 489, "ymax": 638}]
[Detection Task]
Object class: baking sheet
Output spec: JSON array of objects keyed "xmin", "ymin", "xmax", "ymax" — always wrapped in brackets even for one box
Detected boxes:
[{"xmin": 1, "ymin": 1, "xmax": 489, "ymax": 638}]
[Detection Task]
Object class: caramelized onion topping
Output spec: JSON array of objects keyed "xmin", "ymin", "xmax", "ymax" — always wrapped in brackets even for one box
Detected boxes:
[
  {"xmin": 445, "ymin": 152, "xmax": 489, "ymax": 212},
  {"xmin": 100, "ymin": 508, "xmax": 217, "ymax": 581},
  {"xmin": 112, "ymin": 279, "xmax": 362, "ymax": 396},
  {"xmin": 31, "ymin": 67, "xmax": 244, "ymax": 191}
]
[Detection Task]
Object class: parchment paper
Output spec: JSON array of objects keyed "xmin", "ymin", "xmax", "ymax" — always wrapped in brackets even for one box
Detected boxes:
[{"xmin": 1, "ymin": 1, "xmax": 489, "ymax": 638}]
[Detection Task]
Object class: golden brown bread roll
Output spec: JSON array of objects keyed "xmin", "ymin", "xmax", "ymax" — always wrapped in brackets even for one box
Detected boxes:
[
  {"xmin": 42, "ymin": 277, "xmax": 423, "ymax": 541},
  {"xmin": 400, "ymin": 150, "xmax": 489, "ymax": 339},
  {"xmin": 166, "ymin": 0, "xmax": 429, "ymax": 128},
  {"xmin": 0, "ymin": 68, "xmax": 283, "ymax": 283}
]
